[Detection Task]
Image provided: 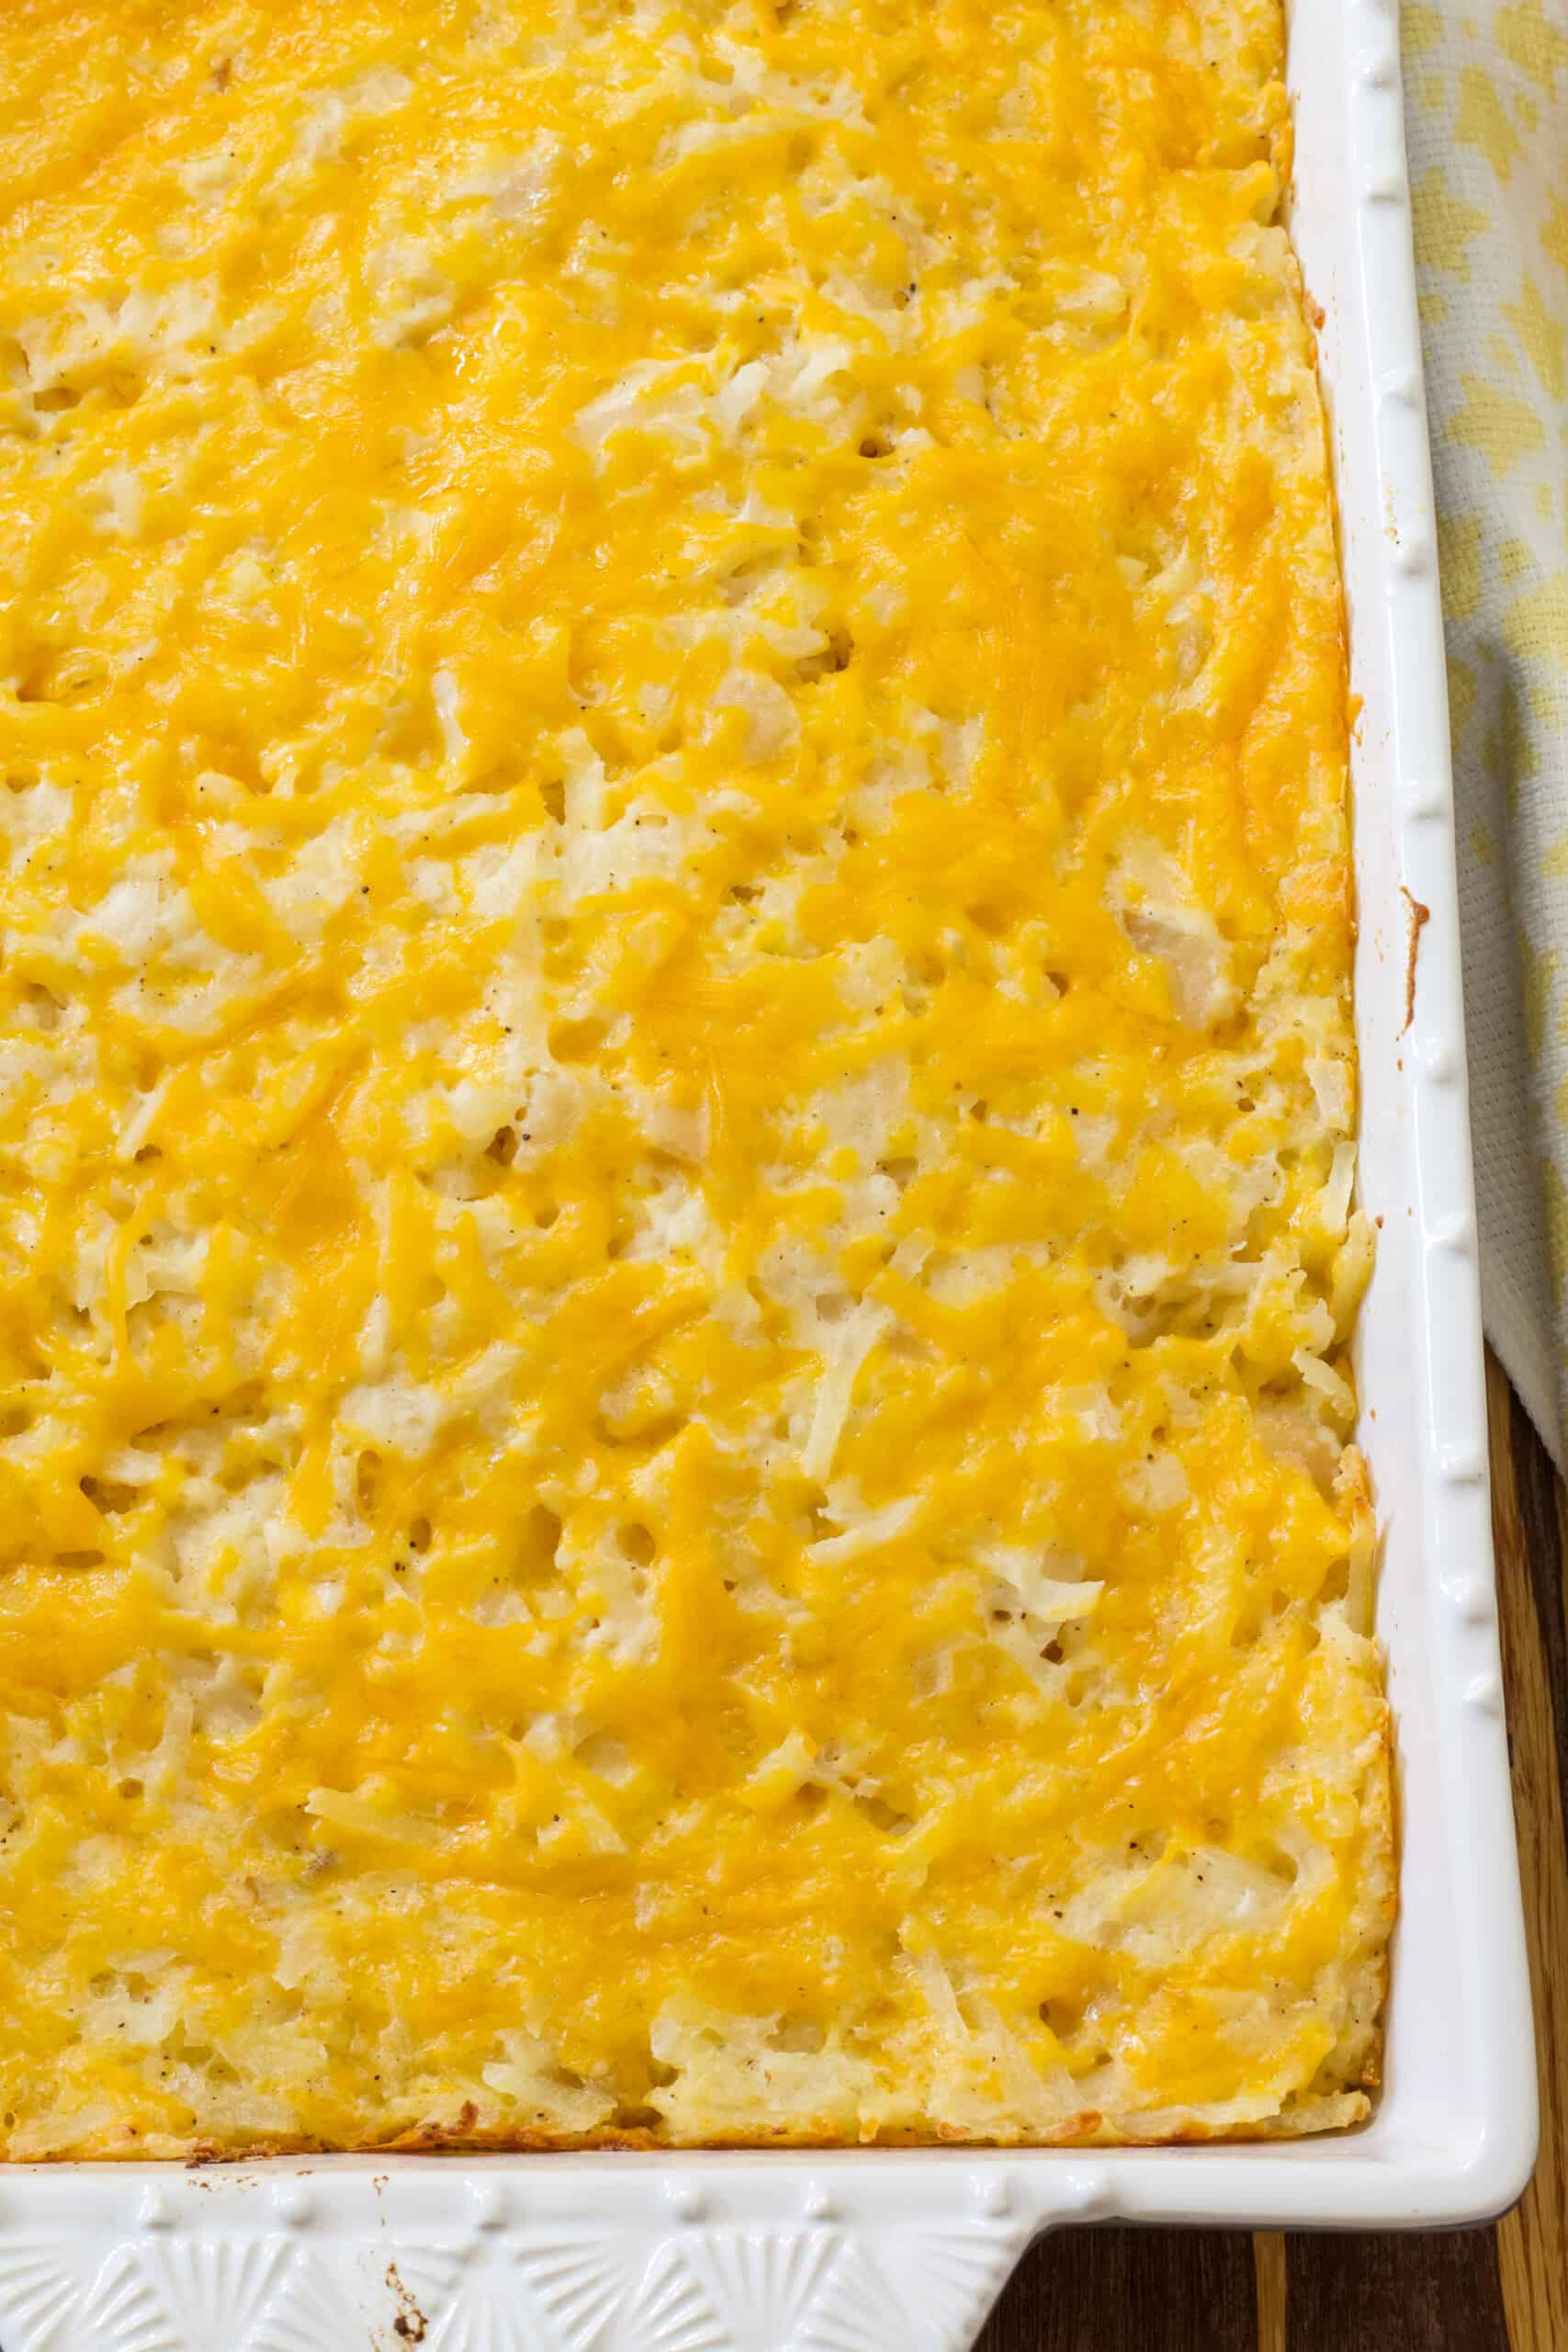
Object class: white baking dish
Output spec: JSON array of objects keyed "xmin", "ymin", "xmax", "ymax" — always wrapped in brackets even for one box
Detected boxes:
[{"xmin": 0, "ymin": 1, "xmax": 1534, "ymax": 2345}]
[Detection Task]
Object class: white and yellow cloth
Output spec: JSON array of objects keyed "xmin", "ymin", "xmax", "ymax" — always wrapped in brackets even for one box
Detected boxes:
[{"xmin": 1403, "ymin": 0, "xmax": 1568, "ymax": 1463}]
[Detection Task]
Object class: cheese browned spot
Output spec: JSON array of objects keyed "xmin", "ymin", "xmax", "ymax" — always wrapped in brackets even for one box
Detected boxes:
[{"xmin": 0, "ymin": 0, "xmax": 1390, "ymax": 2155}]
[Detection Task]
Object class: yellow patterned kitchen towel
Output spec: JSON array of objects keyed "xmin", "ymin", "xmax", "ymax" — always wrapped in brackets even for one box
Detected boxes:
[{"xmin": 1403, "ymin": 0, "xmax": 1568, "ymax": 1464}]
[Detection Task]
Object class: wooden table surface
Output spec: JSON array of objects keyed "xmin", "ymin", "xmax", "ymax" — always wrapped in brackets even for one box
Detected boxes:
[{"xmin": 975, "ymin": 1353, "xmax": 1568, "ymax": 2351}]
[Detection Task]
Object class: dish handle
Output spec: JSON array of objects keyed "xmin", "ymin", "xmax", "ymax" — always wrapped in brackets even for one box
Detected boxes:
[{"xmin": 0, "ymin": 2163, "xmax": 1110, "ymax": 2351}]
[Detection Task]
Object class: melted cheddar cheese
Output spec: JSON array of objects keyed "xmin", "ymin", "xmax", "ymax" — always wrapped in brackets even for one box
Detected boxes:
[{"xmin": 0, "ymin": 0, "xmax": 1391, "ymax": 2154}]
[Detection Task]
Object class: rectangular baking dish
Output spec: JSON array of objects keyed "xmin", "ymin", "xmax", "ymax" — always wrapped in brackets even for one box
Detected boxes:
[{"xmin": 0, "ymin": 2, "xmax": 1534, "ymax": 2346}]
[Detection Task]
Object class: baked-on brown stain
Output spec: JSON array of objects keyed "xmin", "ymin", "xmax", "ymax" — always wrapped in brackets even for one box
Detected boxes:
[
  {"xmin": 387, "ymin": 2258, "xmax": 428, "ymax": 2345},
  {"xmin": 1400, "ymin": 886, "xmax": 1431, "ymax": 1035}
]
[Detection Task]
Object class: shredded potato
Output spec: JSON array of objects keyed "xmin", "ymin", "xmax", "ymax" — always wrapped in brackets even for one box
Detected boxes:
[{"xmin": 0, "ymin": 0, "xmax": 1390, "ymax": 2155}]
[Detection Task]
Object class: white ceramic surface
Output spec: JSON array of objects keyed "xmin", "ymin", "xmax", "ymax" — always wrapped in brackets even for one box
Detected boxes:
[{"xmin": 0, "ymin": 2, "xmax": 1536, "ymax": 2345}]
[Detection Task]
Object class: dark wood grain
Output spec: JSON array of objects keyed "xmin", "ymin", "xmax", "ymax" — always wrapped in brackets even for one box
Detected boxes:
[
  {"xmin": 974, "ymin": 2227, "xmax": 1258, "ymax": 2352},
  {"xmin": 1504, "ymin": 1363, "xmax": 1568, "ymax": 1880},
  {"xmin": 1280, "ymin": 2231, "xmax": 1511, "ymax": 2352},
  {"xmin": 971, "ymin": 1355, "xmax": 1566, "ymax": 2350},
  {"xmin": 1491, "ymin": 1358, "xmax": 1568, "ymax": 2352}
]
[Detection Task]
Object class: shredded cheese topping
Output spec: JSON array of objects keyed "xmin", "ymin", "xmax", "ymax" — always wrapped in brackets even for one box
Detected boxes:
[{"xmin": 0, "ymin": 0, "xmax": 1390, "ymax": 2154}]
